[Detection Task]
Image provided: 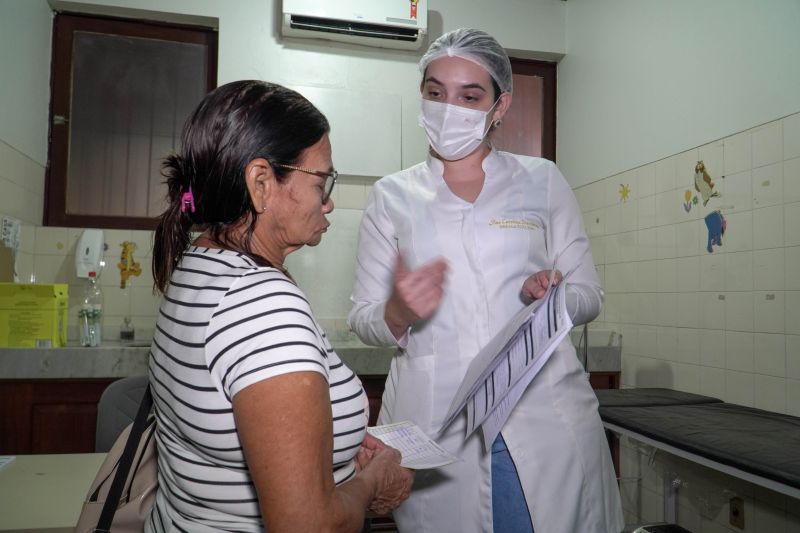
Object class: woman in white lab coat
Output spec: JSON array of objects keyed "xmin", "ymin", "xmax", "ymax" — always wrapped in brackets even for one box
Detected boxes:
[{"xmin": 348, "ymin": 29, "xmax": 624, "ymax": 533}]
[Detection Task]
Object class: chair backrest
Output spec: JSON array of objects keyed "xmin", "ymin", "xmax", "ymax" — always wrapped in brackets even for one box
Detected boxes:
[{"xmin": 95, "ymin": 375, "xmax": 150, "ymax": 452}]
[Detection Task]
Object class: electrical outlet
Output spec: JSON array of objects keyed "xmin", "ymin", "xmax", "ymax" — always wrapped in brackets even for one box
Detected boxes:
[{"xmin": 729, "ymin": 496, "xmax": 745, "ymax": 529}]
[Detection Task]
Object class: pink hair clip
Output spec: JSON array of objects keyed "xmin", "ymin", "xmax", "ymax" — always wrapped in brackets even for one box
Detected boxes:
[{"xmin": 180, "ymin": 186, "xmax": 195, "ymax": 213}]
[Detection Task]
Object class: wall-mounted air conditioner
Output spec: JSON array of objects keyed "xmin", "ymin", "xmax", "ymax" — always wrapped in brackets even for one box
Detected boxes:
[{"xmin": 281, "ymin": 0, "xmax": 428, "ymax": 51}]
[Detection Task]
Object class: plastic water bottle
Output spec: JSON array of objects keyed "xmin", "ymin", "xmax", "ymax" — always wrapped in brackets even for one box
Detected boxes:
[{"xmin": 79, "ymin": 271, "xmax": 103, "ymax": 346}]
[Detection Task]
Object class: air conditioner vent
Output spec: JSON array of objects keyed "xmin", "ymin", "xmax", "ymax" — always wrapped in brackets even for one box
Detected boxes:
[
  {"xmin": 281, "ymin": 0, "xmax": 427, "ymax": 50},
  {"xmin": 289, "ymin": 15, "xmax": 421, "ymax": 42}
]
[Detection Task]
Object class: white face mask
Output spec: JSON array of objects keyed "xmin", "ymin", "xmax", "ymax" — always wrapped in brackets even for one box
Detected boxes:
[{"xmin": 418, "ymin": 99, "xmax": 498, "ymax": 161}]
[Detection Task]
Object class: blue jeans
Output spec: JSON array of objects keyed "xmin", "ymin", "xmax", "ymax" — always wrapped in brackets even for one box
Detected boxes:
[{"xmin": 491, "ymin": 434, "xmax": 534, "ymax": 533}]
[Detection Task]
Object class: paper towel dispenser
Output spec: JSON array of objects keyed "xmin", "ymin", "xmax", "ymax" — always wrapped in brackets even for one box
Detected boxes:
[{"xmin": 75, "ymin": 229, "xmax": 105, "ymax": 279}]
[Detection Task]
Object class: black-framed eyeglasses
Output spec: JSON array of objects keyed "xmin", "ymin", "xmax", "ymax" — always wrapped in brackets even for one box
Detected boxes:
[{"xmin": 275, "ymin": 163, "xmax": 338, "ymax": 203}]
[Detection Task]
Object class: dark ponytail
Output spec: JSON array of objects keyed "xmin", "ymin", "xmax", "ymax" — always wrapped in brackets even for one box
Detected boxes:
[
  {"xmin": 152, "ymin": 80, "xmax": 329, "ymax": 293},
  {"xmin": 152, "ymin": 153, "xmax": 194, "ymax": 293}
]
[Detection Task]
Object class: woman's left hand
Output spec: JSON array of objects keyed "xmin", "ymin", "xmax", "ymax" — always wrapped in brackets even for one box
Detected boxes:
[
  {"xmin": 355, "ymin": 432, "xmax": 389, "ymax": 471},
  {"xmin": 522, "ymin": 269, "xmax": 563, "ymax": 300}
]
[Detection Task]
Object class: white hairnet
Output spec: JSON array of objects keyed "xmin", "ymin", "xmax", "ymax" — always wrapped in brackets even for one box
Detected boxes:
[{"xmin": 419, "ymin": 28, "xmax": 513, "ymax": 94}]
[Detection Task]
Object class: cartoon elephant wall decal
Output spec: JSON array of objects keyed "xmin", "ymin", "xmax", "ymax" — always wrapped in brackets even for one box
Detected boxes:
[{"xmin": 704, "ymin": 210, "xmax": 727, "ymax": 253}]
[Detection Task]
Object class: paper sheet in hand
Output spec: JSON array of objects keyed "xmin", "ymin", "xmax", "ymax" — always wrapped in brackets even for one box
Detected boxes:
[
  {"xmin": 439, "ymin": 282, "xmax": 573, "ymax": 448},
  {"xmin": 367, "ymin": 421, "xmax": 459, "ymax": 469}
]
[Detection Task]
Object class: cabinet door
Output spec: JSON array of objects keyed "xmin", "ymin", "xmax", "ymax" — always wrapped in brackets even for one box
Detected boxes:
[
  {"xmin": 0, "ymin": 378, "xmax": 116, "ymax": 454},
  {"xmin": 589, "ymin": 371, "xmax": 621, "ymax": 390},
  {"xmin": 358, "ymin": 374, "xmax": 387, "ymax": 427}
]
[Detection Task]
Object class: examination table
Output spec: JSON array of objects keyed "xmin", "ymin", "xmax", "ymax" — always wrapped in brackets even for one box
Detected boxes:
[{"xmin": 595, "ymin": 387, "xmax": 800, "ymax": 528}]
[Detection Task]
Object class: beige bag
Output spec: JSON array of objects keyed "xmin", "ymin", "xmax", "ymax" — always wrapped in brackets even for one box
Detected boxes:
[{"xmin": 75, "ymin": 387, "xmax": 157, "ymax": 533}]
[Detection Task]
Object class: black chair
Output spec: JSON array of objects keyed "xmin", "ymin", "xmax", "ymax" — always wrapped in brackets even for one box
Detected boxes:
[{"xmin": 95, "ymin": 375, "xmax": 149, "ymax": 452}]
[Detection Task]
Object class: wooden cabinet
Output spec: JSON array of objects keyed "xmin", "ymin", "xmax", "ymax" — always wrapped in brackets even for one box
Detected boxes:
[
  {"xmin": 0, "ymin": 378, "xmax": 118, "ymax": 454},
  {"xmin": 0, "ymin": 375, "xmax": 388, "ymax": 455},
  {"xmin": 359, "ymin": 374, "xmax": 388, "ymax": 427},
  {"xmin": 0, "ymin": 375, "xmax": 386, "ymax": 455},
  {"xmin": 589, "ymin": 371, "xmax": 621, "ymax": 390},
  {"xmin": 1, "ymin": 371, "xmax": 619, "ymax": 462}
]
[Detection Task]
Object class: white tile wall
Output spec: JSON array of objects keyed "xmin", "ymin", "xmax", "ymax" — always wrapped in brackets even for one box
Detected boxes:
[
  {"xmin": 786, "ymin": 335, "xmax": 800, "ymax": 380},
  {"xmin": 724, "ymin": 131, "xmax": 752, "ymax": 176},
  {"xmin": 785, "ymin": 203, "xmax": 800, "ymax": 246},
  {"xmin": 788, "ymin": 379, "xmax": 800, "ymax": 417},
  {"xmin": 0, "ymin": 140, "xmax": 44, "ymax": 226},
  {"xmin": 725, "ymin": 169, "xmax": 753, "ymax": 213},
  {"xmin": 578, "ymin": 112, "xmax": 800, "ymax": 528},
  {"xmin": 725, "ymin": 369, "xmax": 755, "ymax": 406},
  {"xmin": 754, "ymin": 248, "xmax": 785, "ymax": 291},
  {"xmin": 783, "ymin": 113, "xmax": 800, "ymax": 160},
  {"xmin": 700, "ymin": 329, "xmax": 726, "ymax": 368},
  {"xmin": 636, "ymin": 163, "xmax": 656, "ymax": 198},
  {"xmin": 724, "ymin": 211, "xmax": 754, "ymax": 252},
  {"xmin": 784, "ymin": 158, "xmax": 800, "ymax": 204},
  {"xmin": 786, "ymin": 291, "xmax": 800, "ymax": 335},
  {"xmin": 787, "ymin": 247, "xmax": 800, "ymax": 290},
  {"xmin": 725, "ymin": 251, "xmax": 753, "ymax": 291},
  {"xmin": 755, "ymin": 374, "xmax": 787, "ymax": 412},
  {"xmin": 676, "ymin": 256, "xmax": 701, "ymax": 291},
  {"xmin": 654, "ymin": 156, "xmax": 677, "ymax": 194},
  {"xmin": 752, "ymin": 162, "xmax": 783, "ymax": 208},
  {"xmin": 580, "ymin": 112, "xmax": 800, "ymax": 408},
  {"xmin": 699, "ymin": 141, "xmax": 724, "ymax": 182},
  {"xmin": 725, "ymin": 292, "xmax": 754, "ymax": 332},
  {"xmin": 754, "ymin": 292, "xmax": 785, "ymax": 334},
  {"xmin": 753, "ymin": 121, "xmax": 783, "ymax": 168},
  {"xmin": 753, "ymin": 205, "xmax": 785, "ymax": 251},
  {"xmin": 5, "ymin": 198, "xmax": 372, "ymax": 343},
  {"xmin": 676, "ymin": 292, "xmax": 700, "ymax": 329}
]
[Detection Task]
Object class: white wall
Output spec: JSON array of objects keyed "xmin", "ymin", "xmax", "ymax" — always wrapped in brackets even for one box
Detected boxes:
[
  {"xmin": 0, "ymin": 0, "xmax": 566, "ymax": 339},
  {"xmin": 430, "ymin": 0, "xmax": 565, "ymax": 60},
  {"xmin": 558, "ymin": 0, "xmax": 800, "ymax": 188},
  {"xmin": 0, "ymin": 1, "xmax": 51, "ymax": 225},
  {"xmin": 576, "ymin": 111, "xmax": 800, "ymax": 533},
  {"xmin": 0, "ymin": 0, "xmax": 51, "ymax": 165},
  {"xmin": 44, "ymin": 0, "xmax": 566, "ymax": 173}
]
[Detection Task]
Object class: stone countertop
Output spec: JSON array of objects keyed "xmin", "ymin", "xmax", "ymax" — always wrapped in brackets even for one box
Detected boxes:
[{"xmin": 0, "ymin": 341, "xmax": 394, "ymax": 379}]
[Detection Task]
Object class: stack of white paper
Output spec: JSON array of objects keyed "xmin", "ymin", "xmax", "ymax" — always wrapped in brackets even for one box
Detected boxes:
[{"xmin": 439, "ymin": 282, "xmax": 573, "ymax": 448}]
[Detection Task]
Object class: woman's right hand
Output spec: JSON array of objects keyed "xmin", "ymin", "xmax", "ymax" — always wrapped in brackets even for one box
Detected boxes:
[
  {"xmin": 360, "ymin": 446, "xmax": 415, "ymax": 515},
  {"xmin": 384, "ymin": 254, "xmax": 448, "ymax": 339}
]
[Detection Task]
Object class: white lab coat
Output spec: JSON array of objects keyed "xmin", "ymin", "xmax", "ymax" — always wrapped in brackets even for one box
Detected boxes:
[{"xmin": 348, "ymin": 151, "xmax": 624, "ymax": 533}]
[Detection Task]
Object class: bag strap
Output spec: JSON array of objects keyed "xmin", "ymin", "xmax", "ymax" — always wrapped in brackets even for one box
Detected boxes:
[{"xmin": 94, "ymin": 383, "xmax": 154, "ymax": 533}]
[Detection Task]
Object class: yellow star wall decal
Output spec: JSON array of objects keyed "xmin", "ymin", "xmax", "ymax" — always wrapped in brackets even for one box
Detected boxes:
[{"xmin": 619, "ymin": 183, "xmax": 631, "ymax": 202}]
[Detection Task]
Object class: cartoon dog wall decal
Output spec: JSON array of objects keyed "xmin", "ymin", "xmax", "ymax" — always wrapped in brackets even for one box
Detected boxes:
[
  {"xmin": 695, "ymin": 161, "xmax": 720, "ymax": 206},
  {"xmin": 704, "ymin": 210, "xmax": 727, "ymax": 253}
]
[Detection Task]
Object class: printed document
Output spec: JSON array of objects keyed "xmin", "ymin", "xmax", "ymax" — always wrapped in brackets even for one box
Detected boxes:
[
  {"xmin": 439, "ymin": 281, "xmax": 573, "ymax": 448},
  {"xmin": 368, "ymin": 421, "xmax": 459, "ymax": 469}
]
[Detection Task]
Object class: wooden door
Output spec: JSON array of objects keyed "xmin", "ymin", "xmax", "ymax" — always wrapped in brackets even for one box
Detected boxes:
[{"xmin": 492, "ymin": 59, "xmax": 557, "ymax": 162}]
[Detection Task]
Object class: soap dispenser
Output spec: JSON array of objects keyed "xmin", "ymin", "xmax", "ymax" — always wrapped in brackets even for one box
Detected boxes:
[{"xmin": 75, "ymin": 229, "xmax": 105, "ymax": 279}]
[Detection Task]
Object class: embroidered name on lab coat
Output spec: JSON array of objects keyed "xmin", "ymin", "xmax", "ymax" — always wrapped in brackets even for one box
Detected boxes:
[{"xmin": 489, "ymin": 218, "xmax": 540, "ymax": 230}]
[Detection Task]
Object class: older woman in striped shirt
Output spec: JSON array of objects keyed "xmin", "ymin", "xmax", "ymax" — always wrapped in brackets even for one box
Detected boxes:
[{"xmin": 147, "ymin": 80, "xmax": 413, "ymax": 533}]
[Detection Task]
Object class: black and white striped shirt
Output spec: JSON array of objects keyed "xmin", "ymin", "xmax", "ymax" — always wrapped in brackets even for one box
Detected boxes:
[{"xmin": 146, "ymin": 247, "xmax": 368, "ymax": 532}]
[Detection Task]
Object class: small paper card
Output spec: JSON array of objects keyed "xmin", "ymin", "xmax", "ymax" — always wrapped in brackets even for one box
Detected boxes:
[{"xmin": 368, "ymin": 421, "xmax": 459, "ymax": 469}]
